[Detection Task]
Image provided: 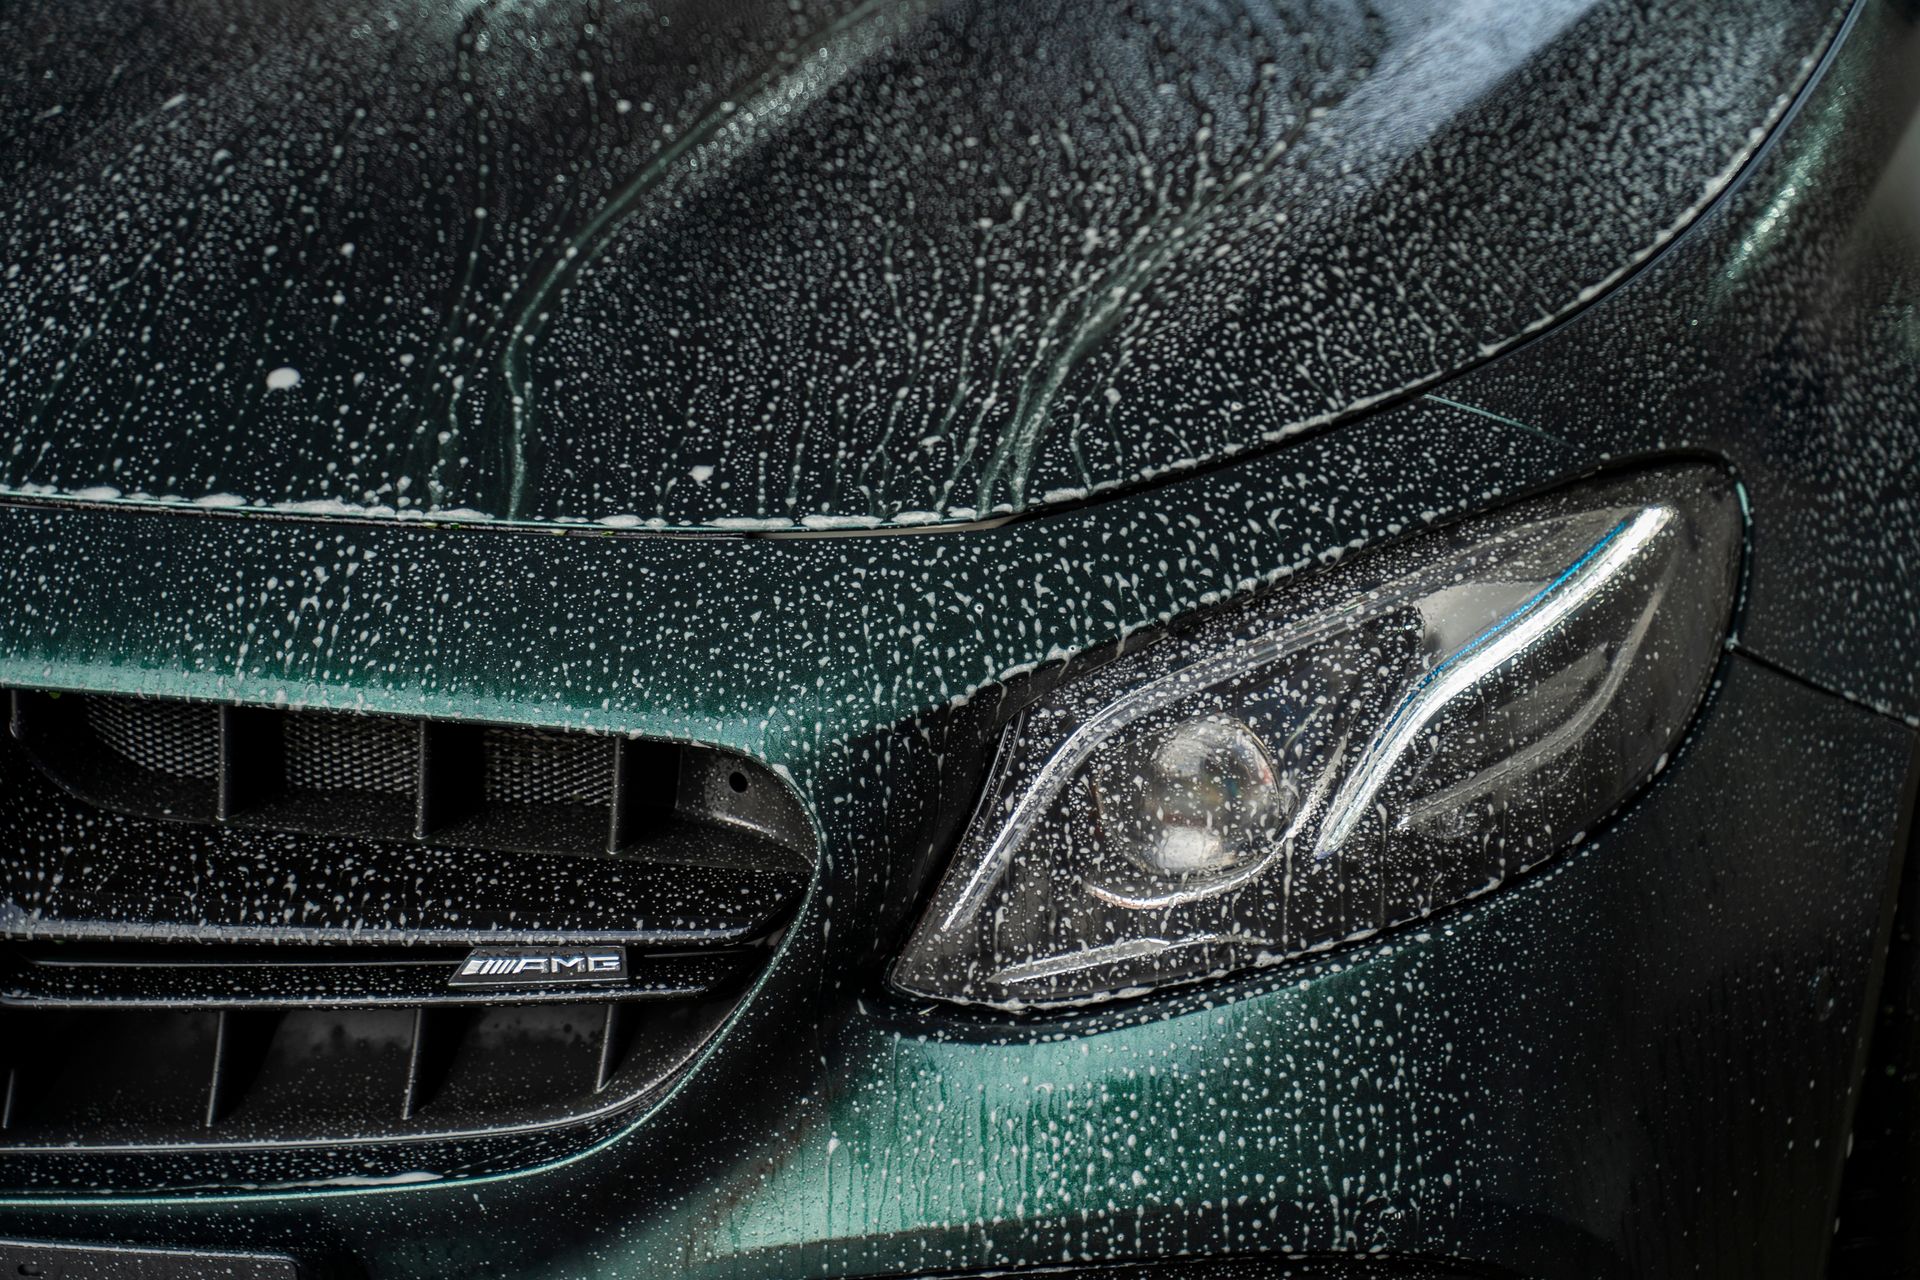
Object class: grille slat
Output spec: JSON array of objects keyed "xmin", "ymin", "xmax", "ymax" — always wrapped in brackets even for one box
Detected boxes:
[{"xmin": 0, "ymin": 942, "xmax": 746, "ymax": 1008}]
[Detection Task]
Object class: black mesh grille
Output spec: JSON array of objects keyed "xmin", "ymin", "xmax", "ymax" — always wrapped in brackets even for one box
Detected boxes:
[
  {"xmin": 482, "ymin": 727, "xmax": 611, "ymax": 807},
  {"xmin": 283, "ymin": 712, "xmax": 414, "ymax": 795},
  {"xmin": 14, "ymin": 693, "xmax": 686, "ymax": 856},
  {"xmin": 85, "ymin": 698, "xmax": 219, "ymax": 781}
]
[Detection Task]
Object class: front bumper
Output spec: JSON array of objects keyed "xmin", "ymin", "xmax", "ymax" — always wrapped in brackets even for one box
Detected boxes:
[{"xmin": 0, "ymin": 653, "xmax": 1910, "ymax": 1278}]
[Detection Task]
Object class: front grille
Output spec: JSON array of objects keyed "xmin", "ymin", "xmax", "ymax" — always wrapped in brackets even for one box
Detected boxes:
[{"xmin": 0, "ymin": 687, "xmax": 813, "ymax": 1191}]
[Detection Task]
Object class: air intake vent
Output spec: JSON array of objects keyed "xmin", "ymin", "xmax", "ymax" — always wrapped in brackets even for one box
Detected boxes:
[
  {"xmin": 0, "ymin": 688, "xmax": 813, "ymax": 1192},
  {"xmin": 8, "ymin": 691, "xmax": 710, "ymax": 856}
]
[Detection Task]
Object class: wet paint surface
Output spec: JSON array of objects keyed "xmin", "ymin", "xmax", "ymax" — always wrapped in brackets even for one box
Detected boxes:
[
  {"xmin": 0, "ymin": 0, "xmax": 1840, "ymax": 527},
  {"xmin": 633, "ymin": 660, "xmax": 1908, "ymax": 1279},
  {"xmin": 3, "ymin": 658, "xmax": 1908, "ymax": 1279},
  {"xmin": 0, "ymin": 0, "xmax": 1917, "ymax": 1276}
]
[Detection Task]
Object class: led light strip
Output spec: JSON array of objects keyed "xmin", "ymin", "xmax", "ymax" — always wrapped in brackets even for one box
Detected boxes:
[{"xmin": 1310, "ymin": 506, "xmax": 1671, "ymax": 860}]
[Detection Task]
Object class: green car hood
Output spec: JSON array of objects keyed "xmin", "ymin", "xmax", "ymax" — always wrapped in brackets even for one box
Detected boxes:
[{"xmin": 0, "ymin": 0, "xmax": 1839, "ymax": 531}]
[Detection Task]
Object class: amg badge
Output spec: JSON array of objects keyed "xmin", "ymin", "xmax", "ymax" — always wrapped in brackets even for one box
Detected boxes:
[{"xmin": 449, "ymin": 945, "xmax": 628, "ymax": 988}]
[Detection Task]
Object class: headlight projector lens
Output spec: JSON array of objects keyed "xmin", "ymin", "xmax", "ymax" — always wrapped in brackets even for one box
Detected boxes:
[{"xmin": 1118, "ymin": 716, "xmax": 1287, "ymax": 877}]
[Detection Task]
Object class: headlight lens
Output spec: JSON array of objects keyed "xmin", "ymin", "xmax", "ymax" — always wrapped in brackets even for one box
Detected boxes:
[{"xmin": 893, "ymin": 466, "xmax": 1741, "ymax": 1008}]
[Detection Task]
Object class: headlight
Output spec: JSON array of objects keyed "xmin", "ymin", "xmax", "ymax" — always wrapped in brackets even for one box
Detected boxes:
[{"xmin": 893, "ymin": 465, "xmax": 1741, "ymax": 1009}]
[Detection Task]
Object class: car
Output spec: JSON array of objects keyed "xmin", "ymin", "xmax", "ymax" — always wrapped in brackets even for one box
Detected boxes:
[{"xmin": 0, "ymin": 0, "xmax": 1916, "ymax": 1276}]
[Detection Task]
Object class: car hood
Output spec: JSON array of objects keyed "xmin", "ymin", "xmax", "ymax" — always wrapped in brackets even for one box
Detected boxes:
[{"xmin": 0, "ymin": 0, "xmax": 1840, "ymax": 531}]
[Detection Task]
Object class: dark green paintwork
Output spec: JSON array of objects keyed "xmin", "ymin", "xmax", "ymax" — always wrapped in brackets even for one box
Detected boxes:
[
  {"xmin": 0, "ymin": 0, "xmax": 1847, "ymax": 528},
  {"xmin": 0, "ymin": 1, "xmax": 1917, "ymax": 1277}
]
